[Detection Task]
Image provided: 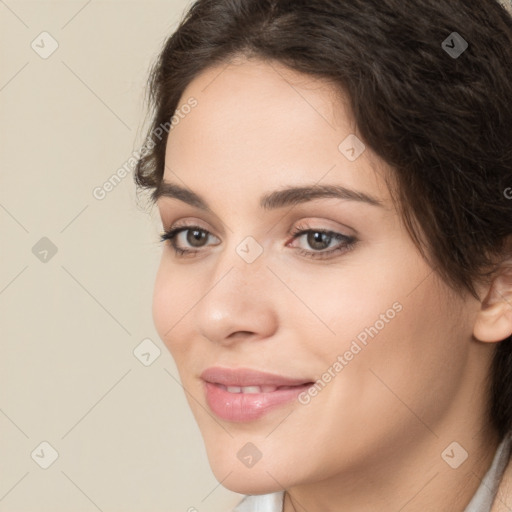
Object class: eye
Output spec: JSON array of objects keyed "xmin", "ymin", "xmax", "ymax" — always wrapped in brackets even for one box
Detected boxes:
[
  {"xmin": 287, "ymin": 222, "xmax": 357, "ymax": 260},
  {"xmin": 159, "ymin": 222, "xmax": 357, "ymax": 260},
  {"xmin": 160, "ymin": 225, "xmax": 219, "ymax": 257}
]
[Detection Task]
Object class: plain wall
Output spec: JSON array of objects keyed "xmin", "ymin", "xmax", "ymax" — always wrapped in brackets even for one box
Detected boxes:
[{"xmin": 0, "ymin": 1, "xmax": 244, "ymax": 510}]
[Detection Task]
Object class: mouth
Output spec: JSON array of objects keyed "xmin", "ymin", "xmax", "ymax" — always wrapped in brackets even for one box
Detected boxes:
[{"xmin": 200, "ymin": 367, "xmax": 315, "ymax": 422}]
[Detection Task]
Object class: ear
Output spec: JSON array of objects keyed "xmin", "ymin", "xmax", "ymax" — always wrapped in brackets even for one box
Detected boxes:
[{"xmin": 473, "ymin": 256, "xmax": 512, "ymax": 343}]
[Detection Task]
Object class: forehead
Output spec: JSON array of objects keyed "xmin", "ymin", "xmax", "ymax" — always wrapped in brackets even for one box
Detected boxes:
[{"xmin": 163, "ymin": 57, "xmax": 391, "ymax": 206}]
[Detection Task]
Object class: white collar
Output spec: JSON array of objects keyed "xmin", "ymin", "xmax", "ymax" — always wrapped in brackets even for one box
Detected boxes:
[{"xmin": 463, "ymin": 432, "xmax": 512, "ymax": 512}]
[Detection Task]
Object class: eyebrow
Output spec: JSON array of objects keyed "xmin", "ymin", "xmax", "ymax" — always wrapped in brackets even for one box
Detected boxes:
[{"xmin": 153, "ymin": 181, "xmax": 384, "ymax": 212}]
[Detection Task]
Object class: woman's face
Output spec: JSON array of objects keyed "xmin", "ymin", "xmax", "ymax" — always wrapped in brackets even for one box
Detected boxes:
[{"xmin": 152, "ymin": 58, "xmax": 486, "ymax": 493}]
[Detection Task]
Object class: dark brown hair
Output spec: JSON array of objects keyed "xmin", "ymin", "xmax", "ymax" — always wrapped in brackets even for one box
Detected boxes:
[{"xmin": 135, "ymin": 0, "xmax": 512, "ymax": 440}]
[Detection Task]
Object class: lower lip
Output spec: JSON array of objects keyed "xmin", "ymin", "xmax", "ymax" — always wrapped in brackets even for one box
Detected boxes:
[{"xmin": 204, "ymin": 381, "xmax": 312, "ymax": 422}]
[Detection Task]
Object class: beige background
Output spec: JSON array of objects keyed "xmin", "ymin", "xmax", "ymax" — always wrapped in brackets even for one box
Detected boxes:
[{"xmin": 0, "ymin": 1, "xmax": 244, "ymax": 510}]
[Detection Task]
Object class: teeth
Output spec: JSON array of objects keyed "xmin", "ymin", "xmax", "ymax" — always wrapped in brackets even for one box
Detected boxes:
[
  {"xmin": 224, "ymin": 385, "xmax": 279, "ymax": 393},
  {"xmin": 240, "ymin": 386, "xmax": 261, "ymax": 394}
]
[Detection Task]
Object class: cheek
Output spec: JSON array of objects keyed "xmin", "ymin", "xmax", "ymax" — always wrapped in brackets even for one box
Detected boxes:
[
  {"xmin": 344, "ymin": 273, "xmax": 469, "ymax": 429},
  {"xmin": 304, "ymin": 245, "xmax": 469, "ymax": 416},
  {"xmin": 279, "ymin": 255, "xmax": 408, "ymax": 365},
  {"xmin": 152, "ymin": 259, "xmax": 187, "ymax": 356}
]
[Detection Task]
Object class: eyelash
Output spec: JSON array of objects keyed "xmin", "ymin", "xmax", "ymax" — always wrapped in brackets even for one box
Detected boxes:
[{"xmin": 159, "ymin": 222, "xmax": 357, "ymax": 260}]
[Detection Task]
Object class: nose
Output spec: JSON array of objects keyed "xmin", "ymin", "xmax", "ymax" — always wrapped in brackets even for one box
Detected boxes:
[{"xmin": 193, "ymin": 244, "xmax": 279, "ymax": 346}]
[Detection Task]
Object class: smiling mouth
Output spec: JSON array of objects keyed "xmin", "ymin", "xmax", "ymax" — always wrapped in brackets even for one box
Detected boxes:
[{"xmin": 200, "ymin": 367, "xmax": 316, "ymax": 421}]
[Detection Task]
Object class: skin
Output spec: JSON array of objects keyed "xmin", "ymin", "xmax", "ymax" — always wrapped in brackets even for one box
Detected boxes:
[{"xmin": 152, "ymin": 57, "xmax": 509, "ymax": 512}]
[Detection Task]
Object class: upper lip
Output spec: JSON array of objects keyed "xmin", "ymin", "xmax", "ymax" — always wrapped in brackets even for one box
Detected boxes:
[{"xmin": 201, "ymin": 367, "xmax": 312, "ymax": 387}]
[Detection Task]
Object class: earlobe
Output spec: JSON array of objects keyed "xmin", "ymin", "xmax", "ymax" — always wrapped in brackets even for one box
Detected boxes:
[
  {"xmin": 473, "ymin": 304, "xmax": 512, "ymax": 342},
  {"xmin": 473, "ymin": 262, "xmax": 512, "ymax": 343}
]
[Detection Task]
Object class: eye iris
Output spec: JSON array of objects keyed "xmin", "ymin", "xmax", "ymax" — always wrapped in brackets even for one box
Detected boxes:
[
  {"xmin": 187, "ymin": 229, "xmax": 207, "ymax": 247},
  {"xmin": 308, "ymin": 231, "xmax": 331, "ymax": 250}
]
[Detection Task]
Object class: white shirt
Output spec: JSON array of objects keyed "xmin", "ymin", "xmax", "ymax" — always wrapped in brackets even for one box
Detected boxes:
[{"xmin": 231, "ymin": 432, "xmax": 512, "ymax": 512}]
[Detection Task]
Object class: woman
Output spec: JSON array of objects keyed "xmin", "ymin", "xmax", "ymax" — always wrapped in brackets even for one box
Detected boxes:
[{"xmin": 135, "ymin": 1, "xmax": 512, "ymax": 510}]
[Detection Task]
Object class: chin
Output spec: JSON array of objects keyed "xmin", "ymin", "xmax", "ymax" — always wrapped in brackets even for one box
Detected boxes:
[
  {"xmin": 214, "ymin": 468, "xmax": 285, "ymax": 495},
  {"xmin": 204, "ymin": 447, "xmax": 288, "ymax": 494}
]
